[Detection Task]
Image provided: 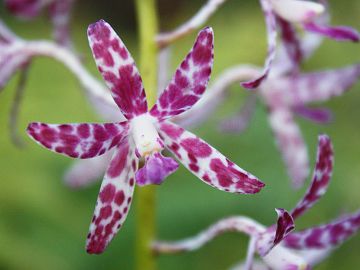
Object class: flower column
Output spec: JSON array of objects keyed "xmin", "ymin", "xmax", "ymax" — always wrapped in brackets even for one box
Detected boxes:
[{"xmin": 135, "ymin": 0, "xmax": 159, "ymax": 269}]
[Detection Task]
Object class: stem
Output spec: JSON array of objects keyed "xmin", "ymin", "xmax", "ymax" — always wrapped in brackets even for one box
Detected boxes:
[{"xmin": 135, "ymin": 1, "xmax": 159, "ymax": 270}]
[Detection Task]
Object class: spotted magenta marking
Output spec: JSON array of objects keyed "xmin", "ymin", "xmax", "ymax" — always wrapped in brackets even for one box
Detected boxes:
[
  {"xmin": 291, "ymin": 135, "xmax": 333, "ymax": 219},
  {"xmin": 27, "ymin": 122, "xmax": 128, "ymax": 159},
  {"xmin": 88, "ymin": 20, "xmax": 147, "ymax": 120},
  {"xmin": 86, "ymin": 141, "xmax": 137, "ymax": 254},
  {"xmin": 158, "ymin": 121, "xmax": 265, "ymax": 194},
  {"xmin": 150, "ymin": 27, "xmax": 214, "ymax": 121}
]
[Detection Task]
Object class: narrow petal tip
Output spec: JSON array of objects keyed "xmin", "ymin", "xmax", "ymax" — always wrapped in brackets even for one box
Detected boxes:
[
  {"xmin": 274, "ymin": 208, "xmax": 295, "ymax": 245},
  {"xmin": 87, "ymin": 19, "xmax": 108, "ymax": 37}
]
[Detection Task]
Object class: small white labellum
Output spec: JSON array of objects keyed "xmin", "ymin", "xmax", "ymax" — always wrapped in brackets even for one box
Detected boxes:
[
  {"xmin": 263, "ymin": 245, "xmax": 309, "ymax": 270},
  {"xmin": 130, "ymin": 113, "xmax": 163, "ymax": 157},
  {"xmin": 269, "ymin": 0, "xmax": 325, "ymax": 23}
]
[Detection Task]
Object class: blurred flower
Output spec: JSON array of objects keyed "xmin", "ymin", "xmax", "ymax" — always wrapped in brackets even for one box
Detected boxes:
[
  {"xmin": 222, "ymin": 61, "xmax": 360, "ymax": 188},
  {"xmin": 242, "ymin": 0, "xmax": 360, "ymax": 89},
  {"xmin": 5, "ymin": 0, "xmax": 75, "ymax": 47},
  {"xmin": 219, "ymin": 2, "xmax": 360, "ymax": 188},
  {"xmin": 154, "ymin": 135, "xmax": 360, "ymax": 270},
  {"xmin": 26, "ymin": 20, "xmax": 265, "ymax": 254}
]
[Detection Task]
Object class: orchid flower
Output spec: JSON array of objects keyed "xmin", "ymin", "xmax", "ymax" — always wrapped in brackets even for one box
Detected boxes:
[
  {"xmin": 242, "ymin": 0, "xmax": 360, "ymax": 89},
  {"xmin": 220, "ymin": 3, "xmax": 360, "ymax": 188},
  {"xmin": 154, "ymin": 135, "xmax": 360, "ymax": 269},
  {"xmin": 227, "ymin": 63, "xmax": 360, "ymax": 188},
  {"xmin": 26, "ymin": 20, "xmax": 265, "ymax": 254},
  {"xmin": 5, "ymin": 0, "xmax": 75, "ymax": 47}
]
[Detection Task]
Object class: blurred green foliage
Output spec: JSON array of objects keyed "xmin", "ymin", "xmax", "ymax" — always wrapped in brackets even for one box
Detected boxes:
[{"xmin": 0, "ymin": 0, "xmax": 360, "ymax": 269}]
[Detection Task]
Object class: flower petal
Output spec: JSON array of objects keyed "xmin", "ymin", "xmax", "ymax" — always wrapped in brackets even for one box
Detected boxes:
[
  {"xmin": 135, "ymin": 152, "xmax": 179, "ymax": 186},
  {"xmin": 64, "ymin": 151, "xmax": 113, "ymax": 188},
  {"xmin": 269, "ymin": 0, "xmax": 324, "ymax": 23},
  {"xmin": 284, "ymin": 210, "xmax": 360, "ymax": 249},
  {"xmin": 303, "ymin": 22, "xmax": 360, "ymax": 42},
  {"xmin": 277, "ymin": 17, "xmax": 303, "ymax": 72},
  {"xmin": 241, "ymin": 0, "xmax": 277, "ymax": 89},
  {"xmin": 256, "ymin": 209, "xmax": 295, "ymax": 256},
  {"xmin": 86, "ymin": 138, "xmax": 138, "ymax": 254},
  {"xmin": 27, "ymin": 122, "xmax": 128, "ymax": 158},
  {"xmin": 290, "ymin": 135, "xmax": 333, "ymax": 219},
  {"xmin": 157, "ymin": 121, "xmax": 265, "ymax": 194},
  {"xmin": 153, "ymin": 216, "xmax": 265, "ymax": 254},
  {"xmin": 87, "ymin": 20, "xmax": 147, "ymax": 119},
  {"xmin": 150, "ymin": 27, "xmax": 214, "ymax": 120},
  {"xmin": 294, "ymin": 106, "xmax": 333, "ymax": 124},
  {"xmin": 268, "ymin": 108, "xmax": 309, "ymax": 188},
  {"xmin": 263, "ymin": 64, "xmax": 360, "ymax": 106}
]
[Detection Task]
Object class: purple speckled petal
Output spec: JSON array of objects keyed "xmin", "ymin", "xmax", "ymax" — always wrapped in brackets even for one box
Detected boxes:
[
  {"xmin": 277, "ymin": 17, "xmax": 302, "ymax": 72},
  {"xmin": 268, "ymin": 108, "xmax": 309, "ymax": 188},
  {"xmin": 27, "ymin": 122, "xmax": 129, "ymax": 159},
  {"xmin": 284, "ymin": 210, "xmax": 360, "ymax": 249},
  {"xmin": 87, "ymin": 20, "xmax": 148, "ymax": 120},
  {"xmin": 303, "ymin": 22, "xmax": 360, "ymax": 42},
  {"xmin": 257, "ymin": 209, "xmax": 295, "ymax": 257},
  {"xmin": 241, "ymin": 0, "xmax": 277, "ymax": 89},
  {"xmin": 263, "ymin": 64, "xmax": 360, "ymax": 107},
  {"xmin": 86, "ymin": 138, "xmax": 137, "ymax": 254},
  {"xmin": 294, "ymin": 106, "xmax": 333, "ymax": 124},
  {"xmin": 290, "ymin": 135, "xmax": 333, "ymax": 220},
  {"xmin": 157, "ymin": 121, "xmax": 265, "ymax": 194},
  {"xmin": 150, "ymin": 27, "xmax": 214, "ymax": 121},
  {"xmin": 135, "ymin": 152, "xmax": 179, "ymax": 186}
]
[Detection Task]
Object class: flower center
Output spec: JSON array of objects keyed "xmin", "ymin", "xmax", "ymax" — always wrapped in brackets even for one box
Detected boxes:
[{"xmin": 130, "ymin": 113, "xmax": 163, "ymax": 157}]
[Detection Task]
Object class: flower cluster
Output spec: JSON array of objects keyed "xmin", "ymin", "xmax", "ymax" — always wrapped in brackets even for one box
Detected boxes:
[{"xmin": 0, "ymin": 0, "xmax": 359, "ymax": 267}]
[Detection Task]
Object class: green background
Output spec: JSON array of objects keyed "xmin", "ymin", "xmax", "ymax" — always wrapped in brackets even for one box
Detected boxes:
[{"xmin": 0, "ymin": 0, "xmax": 360, "ymax": 269}]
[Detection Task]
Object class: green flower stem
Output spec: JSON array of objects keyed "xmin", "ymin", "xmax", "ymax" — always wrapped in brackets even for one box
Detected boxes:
[{"xmin": 134, "ymin": 0, "xmax": 159, "ymax": 270}]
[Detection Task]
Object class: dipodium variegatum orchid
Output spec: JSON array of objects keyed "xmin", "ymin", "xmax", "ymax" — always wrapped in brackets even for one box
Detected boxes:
[
  {"xmin": 154, "ymin": 135, "xmax": 360, "ymax": 270},
  {"xmin": 26, "ymin": 20, "xmax": 265, "ymax": 253}
]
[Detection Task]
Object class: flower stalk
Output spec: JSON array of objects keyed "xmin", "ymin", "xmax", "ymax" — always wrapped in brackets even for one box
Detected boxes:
[{"xmin": 135, "ymin": 0, "xmax": 159, "ymax": 270}]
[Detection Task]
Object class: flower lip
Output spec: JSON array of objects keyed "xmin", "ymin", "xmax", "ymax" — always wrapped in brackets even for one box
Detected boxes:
[
  {"xmin": 130, "ymin": 113, "xmax": 163, "ymax": 157},
  {"xmin": 136, "ymin": 152, "xmax": 179, "ymax": 186}
]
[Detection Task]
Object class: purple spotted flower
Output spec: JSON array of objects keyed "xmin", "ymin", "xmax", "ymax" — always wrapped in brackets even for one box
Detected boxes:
[
  {"xmin": 154, "ymin": 135, "xmax": 360, "ymax": 270},
  {"xmin": 26, "ymin": 20, "xmax": 265, "ymax": 254},
  {"xmin": 242, "ymin": 0, "xmax": 360, "ymax": 89},
  {"xmin": 219, "ymin": 2, "xmax": 360, "ymax": 188},
  {"xmin": 5, "ymin": 0, "xmax": 75, "ymax": 47}
]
